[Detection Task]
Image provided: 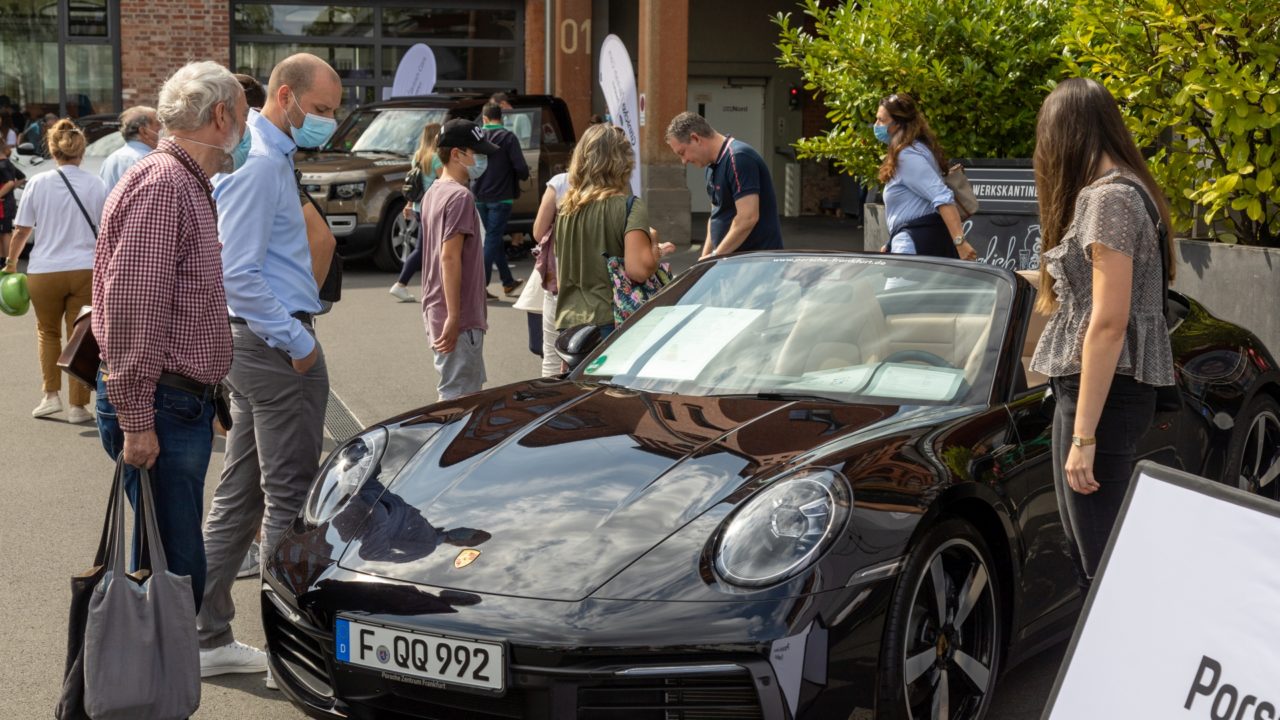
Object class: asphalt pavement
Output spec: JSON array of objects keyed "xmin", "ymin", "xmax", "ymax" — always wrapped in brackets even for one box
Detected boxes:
[{"xmin": 0, "ymin": 214, "xmax": 1062, "ymax": 718}]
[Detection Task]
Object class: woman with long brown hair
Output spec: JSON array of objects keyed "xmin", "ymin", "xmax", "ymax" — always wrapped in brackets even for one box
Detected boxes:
[
  {"xmin": 389, "ymin": 122, "xmax": 444, "ymax": 303},
  {"xmin": 1029, "ymin": 78, "xmax": 1176, "ymax": 587},
  {"xmin": 554, "ymin": 123, "xmax": 672, "ymax": 336},
  {"xmin": 4, "ymin": 119, "xmax": 107, "ymax": 423},
  {"xmin": 875, "ymin": 93, "xmax": 977, "ymax": 260}
]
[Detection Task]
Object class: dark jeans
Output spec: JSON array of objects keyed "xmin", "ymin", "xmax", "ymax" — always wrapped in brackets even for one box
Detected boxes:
[
  {"xmin": 396, "ymin": 212, "xmax": 422, "ymax": 283},
  {"xmin": 1051, "ymin": 373, "xmax": 1156, "ymax": 586},
  {"xmin": 477, "ymin": 201, "xmax": 515, "ymax": 287},
  {"xmin": 95, "ymin": 371, "xmax": 215, "ymax": 611}
]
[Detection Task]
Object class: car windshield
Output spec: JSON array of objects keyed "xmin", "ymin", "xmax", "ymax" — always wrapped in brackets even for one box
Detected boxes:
[
  {"xmin": 578, "ymin": 255, "xmax": 1013, "ymax": 406},
  {"xmin": 329, "ymin": 108, "xmax": 448, "ymax": 156}
]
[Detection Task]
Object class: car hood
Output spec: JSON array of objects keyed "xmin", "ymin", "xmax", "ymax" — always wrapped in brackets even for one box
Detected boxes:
[
  {"xmin": 296, "ymin": 151, "xmax": 407, "ymax": 178},
  {"xmin": 334, "ymin": 382, "xmax": 901, "ymax": 601}
]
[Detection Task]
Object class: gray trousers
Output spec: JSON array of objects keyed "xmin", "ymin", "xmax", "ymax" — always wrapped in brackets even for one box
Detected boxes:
[{"xmin": 197, "ymin": 323, "xmax": 328, "ymax": 649}]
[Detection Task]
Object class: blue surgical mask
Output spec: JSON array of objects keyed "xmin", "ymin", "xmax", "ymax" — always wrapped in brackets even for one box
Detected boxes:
[
  {"xmin": 289, "ymin": 94, "xmax": 337, "ymax": 149},
  {"xmin": 230, "ymin": 126, "xmax": 251, "ymax": 171},
  {"xmin": 466, "ymin": 153, "xmax": 488, "ymax": 181},
  {"xmin": 874, "ymin": 123, "xmax": 891, "ymax": 144}
]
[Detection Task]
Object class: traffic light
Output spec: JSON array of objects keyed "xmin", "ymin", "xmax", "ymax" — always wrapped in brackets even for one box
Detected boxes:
[{"xmin": 788, "ymin": 85, "xmax": 801, "ymax": 110}]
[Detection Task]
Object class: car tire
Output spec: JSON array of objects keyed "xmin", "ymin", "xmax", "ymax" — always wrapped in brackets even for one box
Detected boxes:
[
  {"xmin": 1222, "ymin": 393, "xmax": 1280, "ymax": 500},
  {"xmin": 373, "ymin": 197, "xmax": 416, "ymax": 272},
  {"xmin": 878, "ymin": 518, "xmax": 1003, "ymax": 720}
]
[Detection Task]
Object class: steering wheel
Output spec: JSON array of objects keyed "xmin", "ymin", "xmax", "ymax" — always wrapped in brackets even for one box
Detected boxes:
[{"xmin": 882, "ymin": 349, "xmax": 957, "ymax": 369}]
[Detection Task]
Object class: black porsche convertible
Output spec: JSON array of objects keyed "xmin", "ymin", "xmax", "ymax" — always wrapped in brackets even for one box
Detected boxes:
[{"xmin": 263, "ymin": 252, "xmax": 1280, "ymax": 720}]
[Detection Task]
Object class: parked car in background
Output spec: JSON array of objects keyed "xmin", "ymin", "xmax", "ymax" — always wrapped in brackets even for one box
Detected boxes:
[{"xmin": 296, "ymin": 94, "xmax": 576, "ymax": 272}]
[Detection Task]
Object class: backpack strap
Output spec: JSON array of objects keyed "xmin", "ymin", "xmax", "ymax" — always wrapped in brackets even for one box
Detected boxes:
[{"xmin": 1108, "ymin": 176, "xmax": 1169, "ymax": 304}]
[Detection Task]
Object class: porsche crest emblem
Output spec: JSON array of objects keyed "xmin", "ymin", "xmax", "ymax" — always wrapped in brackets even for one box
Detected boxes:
[{"xmin": 454, "ymin": 549, "xmax": 481, "ymax": 569}]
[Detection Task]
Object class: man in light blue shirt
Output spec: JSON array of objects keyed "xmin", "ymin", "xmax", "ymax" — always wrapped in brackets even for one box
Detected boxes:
[
  {"xmin": 196, "ymin": 52, "xmax": 343, "ymax": 684},
  {"xmin": 99, "ymin": 105, "xmax": 158, "ymax": 192}
]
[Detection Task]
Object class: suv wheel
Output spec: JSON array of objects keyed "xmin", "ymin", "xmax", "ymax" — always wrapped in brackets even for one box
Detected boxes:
[{"xmin": 374, "ymin": 197, "xmax": 417, "ymax": 272}]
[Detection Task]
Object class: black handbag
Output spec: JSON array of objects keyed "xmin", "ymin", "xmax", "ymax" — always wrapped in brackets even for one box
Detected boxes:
[
  {"xmin": 1111, "ymin": 177, "xmax": 1181, "ymax": 412},
  {"xmin": 55, "ymin": 462, "xmax": 121, "ymax": 720}
]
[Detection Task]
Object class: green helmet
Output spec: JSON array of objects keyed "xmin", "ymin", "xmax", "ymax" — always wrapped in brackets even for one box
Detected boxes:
[{"xmin": 0, "ymin": 273, "xmax": 30, "ymax": 316}]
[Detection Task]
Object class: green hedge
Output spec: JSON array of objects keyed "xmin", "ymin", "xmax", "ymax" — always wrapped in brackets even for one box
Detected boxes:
[
  {"xmin": 775, "ymin": 0, "xmax": 1067, "ymax": 182},
  {"xmin": 1062, "ymin": 0, "xmax": 1280, "ymax": 245}
]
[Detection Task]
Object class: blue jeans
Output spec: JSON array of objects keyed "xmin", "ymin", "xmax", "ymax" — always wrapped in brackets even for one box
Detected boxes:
[
  {"xmin": 95, "ymin": 371, "xmax": 215, "ymax": 611},
  {"xmin": 477, "ymin": 201, "xmax": 515, "ymax": 287}
]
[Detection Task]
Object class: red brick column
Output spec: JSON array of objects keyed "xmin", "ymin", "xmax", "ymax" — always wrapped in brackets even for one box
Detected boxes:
[
  {"xmin": 638, "ymin": 0, "xmax": 690, "ymax": 244},
  {"xmin": 525, "ymin": 0, "xmax": 546, "ymax": 95},
  {"xmin": 119, "ymin": 0, "xmax": 231, "ymax": 108},
  {"xmin": 553, "ymin": 0, "xmax": 592, "ymax": 136}
]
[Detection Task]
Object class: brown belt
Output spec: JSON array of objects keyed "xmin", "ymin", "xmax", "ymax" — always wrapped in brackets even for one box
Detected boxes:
[{"xmin": 99, "ymin": 363, "xmax": 219, "ymax": 401}]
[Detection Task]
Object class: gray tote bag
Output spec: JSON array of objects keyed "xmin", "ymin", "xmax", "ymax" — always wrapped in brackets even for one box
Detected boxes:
[{"xmin": 83, "ymin": 460, "xmax": 200, "ymax": 720}]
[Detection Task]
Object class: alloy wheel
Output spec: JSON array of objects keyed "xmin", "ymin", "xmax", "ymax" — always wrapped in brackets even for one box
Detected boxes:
[
  {"xmin": 1237, "ymin": 410, "xmax": 1280, "ymax": 499},
  {"xmin": 391, "ymin": 214, "xmax": 419, "ymax": 266},
  {"xmin": 902, "ymin": 538, "xmax": 998, "ymax": 720}
]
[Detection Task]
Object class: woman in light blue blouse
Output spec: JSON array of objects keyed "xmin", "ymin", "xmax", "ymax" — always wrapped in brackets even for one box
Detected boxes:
[{"xmin": 874, "ymin": 93, "xmax": 977, "ymax": 260}]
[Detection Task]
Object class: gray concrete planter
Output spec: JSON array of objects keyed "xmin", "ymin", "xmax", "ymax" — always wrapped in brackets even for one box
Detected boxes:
[{"xmin": 1173, "ymin": 239, "xmax": 1280, "ymax": 355}]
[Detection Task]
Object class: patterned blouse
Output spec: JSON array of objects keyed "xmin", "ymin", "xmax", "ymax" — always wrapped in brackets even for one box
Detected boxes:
[{"xmin": 1029, "ymin": 169, "xmax": 1175, "ymax": 386}]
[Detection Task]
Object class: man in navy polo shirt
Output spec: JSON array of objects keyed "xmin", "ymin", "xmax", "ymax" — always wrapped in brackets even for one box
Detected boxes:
[{"xmin": 665, "ymin": 111, "xmax": 782, "ymax": 258}]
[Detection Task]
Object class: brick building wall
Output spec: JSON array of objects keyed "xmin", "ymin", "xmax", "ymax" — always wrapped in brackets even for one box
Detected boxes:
[{"xmin": 119, "ymin": 0, "xmax": 231, "ymax": 108}]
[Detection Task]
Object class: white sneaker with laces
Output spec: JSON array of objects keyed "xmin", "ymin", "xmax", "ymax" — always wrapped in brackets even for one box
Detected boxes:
[
  {"xmin": 388, "ymin": 284, "xmax": 415, "ymax": 303},
  {"xmin": 237, "ymin": 542, "xmax": 261, "ymax": 579},
  {"xmin": 32, "ymin": 395, "xmax": 62, "ymax": 418},
  {"xmin": 66, "ymin": 406, "xmax": 94, "ymax": 424},
  {"xmin": 200, "ymin": 641, "xmax": 268, "ymax": 677}
]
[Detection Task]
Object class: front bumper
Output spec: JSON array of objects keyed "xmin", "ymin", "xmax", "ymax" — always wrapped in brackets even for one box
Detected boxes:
[{"xmin": 261, "ymin": 568, "xmax": 894, "ymax": 720}]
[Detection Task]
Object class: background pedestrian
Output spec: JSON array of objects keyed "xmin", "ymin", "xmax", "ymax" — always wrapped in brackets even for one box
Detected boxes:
[
  {"xmin": 419, "ymin": 119, "xmax": 498, "ymax": 400},
  {"xmin": 665, "ymin": 111, "xmax": 782, "ymax": 258},
  {"xmin": 5, "ymin": 119, "xmax": 106, "ymax": 423},
  {"xmin": 389, "ymin": 121, "xmax": 442, "ymax": 303},
  {"xmin": 0, "ymin": 134, "xmax": 23, "ymax": 267},
  {"xmin": 473, "ymin": 102, "xmax": 528, "ymax": 298},
  {"xmin": 554, "ymin": 123, "xmax": 669, "ymax": 336},
  {"xmin": 874, "ymin": 93, "xmax": 977, "ymax": 260},
  {"xmin": 1029, "ymin": 77, "xmax": 1176, "ymax": 587},
  {"xmin": 99, "ymin": 105, "xmax": 159, "ymax": 192},
  {"xmin": 526, "ymin": 170, "xmax": 570, "ymax": 377}
]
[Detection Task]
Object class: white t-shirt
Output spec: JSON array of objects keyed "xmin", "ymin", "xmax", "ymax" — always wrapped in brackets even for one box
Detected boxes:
[
  {"xmin": 547, "ymin": 172, "xmax": 569, "ymax": 207},
  {"xmin": 13, "ymin": 164, "xmax": 106, "ymax": 273},
  {"xmin": 3, "ymin": 129, "xmax": 16, "ymax": 147}
]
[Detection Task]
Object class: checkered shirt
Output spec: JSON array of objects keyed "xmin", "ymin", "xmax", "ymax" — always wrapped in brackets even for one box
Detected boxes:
[{"xmin": 92, "ymin": 139, "xmax": 232, "ymax": 432}]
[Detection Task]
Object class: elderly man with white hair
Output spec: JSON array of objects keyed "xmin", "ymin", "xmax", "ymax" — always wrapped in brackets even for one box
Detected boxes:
[
  {"xmin": 92, "ymin": 60, "xmax": 248, "ymax": 614},
  {"xmin": 99, "ymin": 105, "xmax": 160, "ymax": 191}
]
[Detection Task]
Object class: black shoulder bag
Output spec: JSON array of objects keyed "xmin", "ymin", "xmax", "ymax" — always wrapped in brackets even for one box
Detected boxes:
[{"xmin": 1111, "ymin": 176, "xmax": 1182, "ymax": 412}]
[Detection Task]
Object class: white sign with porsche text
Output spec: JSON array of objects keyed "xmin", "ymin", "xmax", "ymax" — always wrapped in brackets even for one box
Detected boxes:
[
  {"xmin": 598, "ymin": 34, "xmax": 641, "ymax": 197},
  {"xmin": 1043, "ymin": 462, "xmax": 1280, "ymax": 720}
]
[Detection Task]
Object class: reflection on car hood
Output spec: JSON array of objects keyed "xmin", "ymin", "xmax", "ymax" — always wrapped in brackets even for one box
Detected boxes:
[
  {"xmin": 336, "ymin": 380, "xmax": 900, "ymax": 601},
  {"xmin": 296, "ymin": 152, "xmax": 407, "ymax": 178}
]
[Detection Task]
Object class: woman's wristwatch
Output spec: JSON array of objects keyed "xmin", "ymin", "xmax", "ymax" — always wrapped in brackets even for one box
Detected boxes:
[
  {"xmin": 1071, "ymin": 435, "xmax": 1097, "ymax": 447},
  {"xmin": 952, "ymin": 234, "xmax": 966, "ymax": 246}
]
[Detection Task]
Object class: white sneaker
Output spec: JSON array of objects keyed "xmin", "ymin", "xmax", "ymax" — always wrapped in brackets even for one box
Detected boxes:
[
  {"xmin": 32, "ymin": 395, "xmax": 62, "ymax": 418},
  {"xmin": 200, "ymin": 641, "xmax": 268, "ymax": 677},
  {"xmin": 388, "ymin": 284, "xmax": 415, "ymax": 303},
  {"xmin": 265, "ymin": 668, "xmax": 278, "ymax": 690},
  {"xmin": 66, "ymin": 406, "xmax": 94, "ymax": 424},
  {"xmin": 237, "ymin": 542, "xmax": 261, "ymax": 579}
]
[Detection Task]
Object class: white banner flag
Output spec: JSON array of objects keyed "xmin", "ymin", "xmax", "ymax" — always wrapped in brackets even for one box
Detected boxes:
[
  {"xmin": 387, "ymin": 44, "xmax": 437, "ymax": 99},
  {"xmin": 598, "ymin": 34, "xmax": 641, "ymax": 197}
]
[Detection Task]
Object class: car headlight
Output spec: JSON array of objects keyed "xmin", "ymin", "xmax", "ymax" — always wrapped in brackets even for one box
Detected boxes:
[
  {"xmin": 332, "ymin": 181, "xmax": 365, "ymax": 200},
  {"xmin": 714, "ymin": 469, "xmax": 851, "ymax": 587},
  {"xmin": 304, "ymin": 427, "xmax": 388, "ymax": 525}
]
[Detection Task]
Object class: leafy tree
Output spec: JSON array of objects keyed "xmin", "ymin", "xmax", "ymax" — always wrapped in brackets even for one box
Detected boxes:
[
  {"xmin": 774, "ymin": 0, "xmax": 1068, "ymax": 184},
  {"xmin": 1061, "ymin": 0, "xmax": 1280, "ymax": 246}
]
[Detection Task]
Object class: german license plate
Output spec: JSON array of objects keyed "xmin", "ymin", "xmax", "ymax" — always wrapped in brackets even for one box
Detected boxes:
[{"xmin": 334, "ymin": 617, "xmax": 505, "ymax": 692}]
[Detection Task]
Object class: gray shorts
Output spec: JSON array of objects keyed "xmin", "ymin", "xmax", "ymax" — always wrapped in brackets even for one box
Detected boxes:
[{"xmin": 434, "ymin": 328, "xmax": 487, "ymax": 401}]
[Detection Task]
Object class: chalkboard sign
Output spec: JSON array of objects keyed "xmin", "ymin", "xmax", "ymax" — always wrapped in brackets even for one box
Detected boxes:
[{"xmin": 961, "ymin": 161, "xmax": 1041, "ymax": 271}]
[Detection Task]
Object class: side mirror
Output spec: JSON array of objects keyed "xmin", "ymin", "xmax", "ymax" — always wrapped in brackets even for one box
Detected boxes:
[
  {"xmin": 554, "ymin": 324, "xmax": 605, "ymax": 370},
  {"xmin": 15, "ymin": 142, "xmax": 37, "ymax": 156}
]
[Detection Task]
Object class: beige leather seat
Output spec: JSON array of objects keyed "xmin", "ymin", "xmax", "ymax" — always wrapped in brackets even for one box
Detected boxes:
[
  {"xmin": 775, "ymin": 281, "xmax": 889, "ymax": 374},
  {"xmin": 1017, "ymin": 270, "xmax": 1050, "ymax": 387}
]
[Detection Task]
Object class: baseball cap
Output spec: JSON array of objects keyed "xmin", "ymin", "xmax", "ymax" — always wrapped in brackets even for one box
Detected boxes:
[{"xmin": 437, "ymin": 119, "xmax": 500, "ymax": 155}]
